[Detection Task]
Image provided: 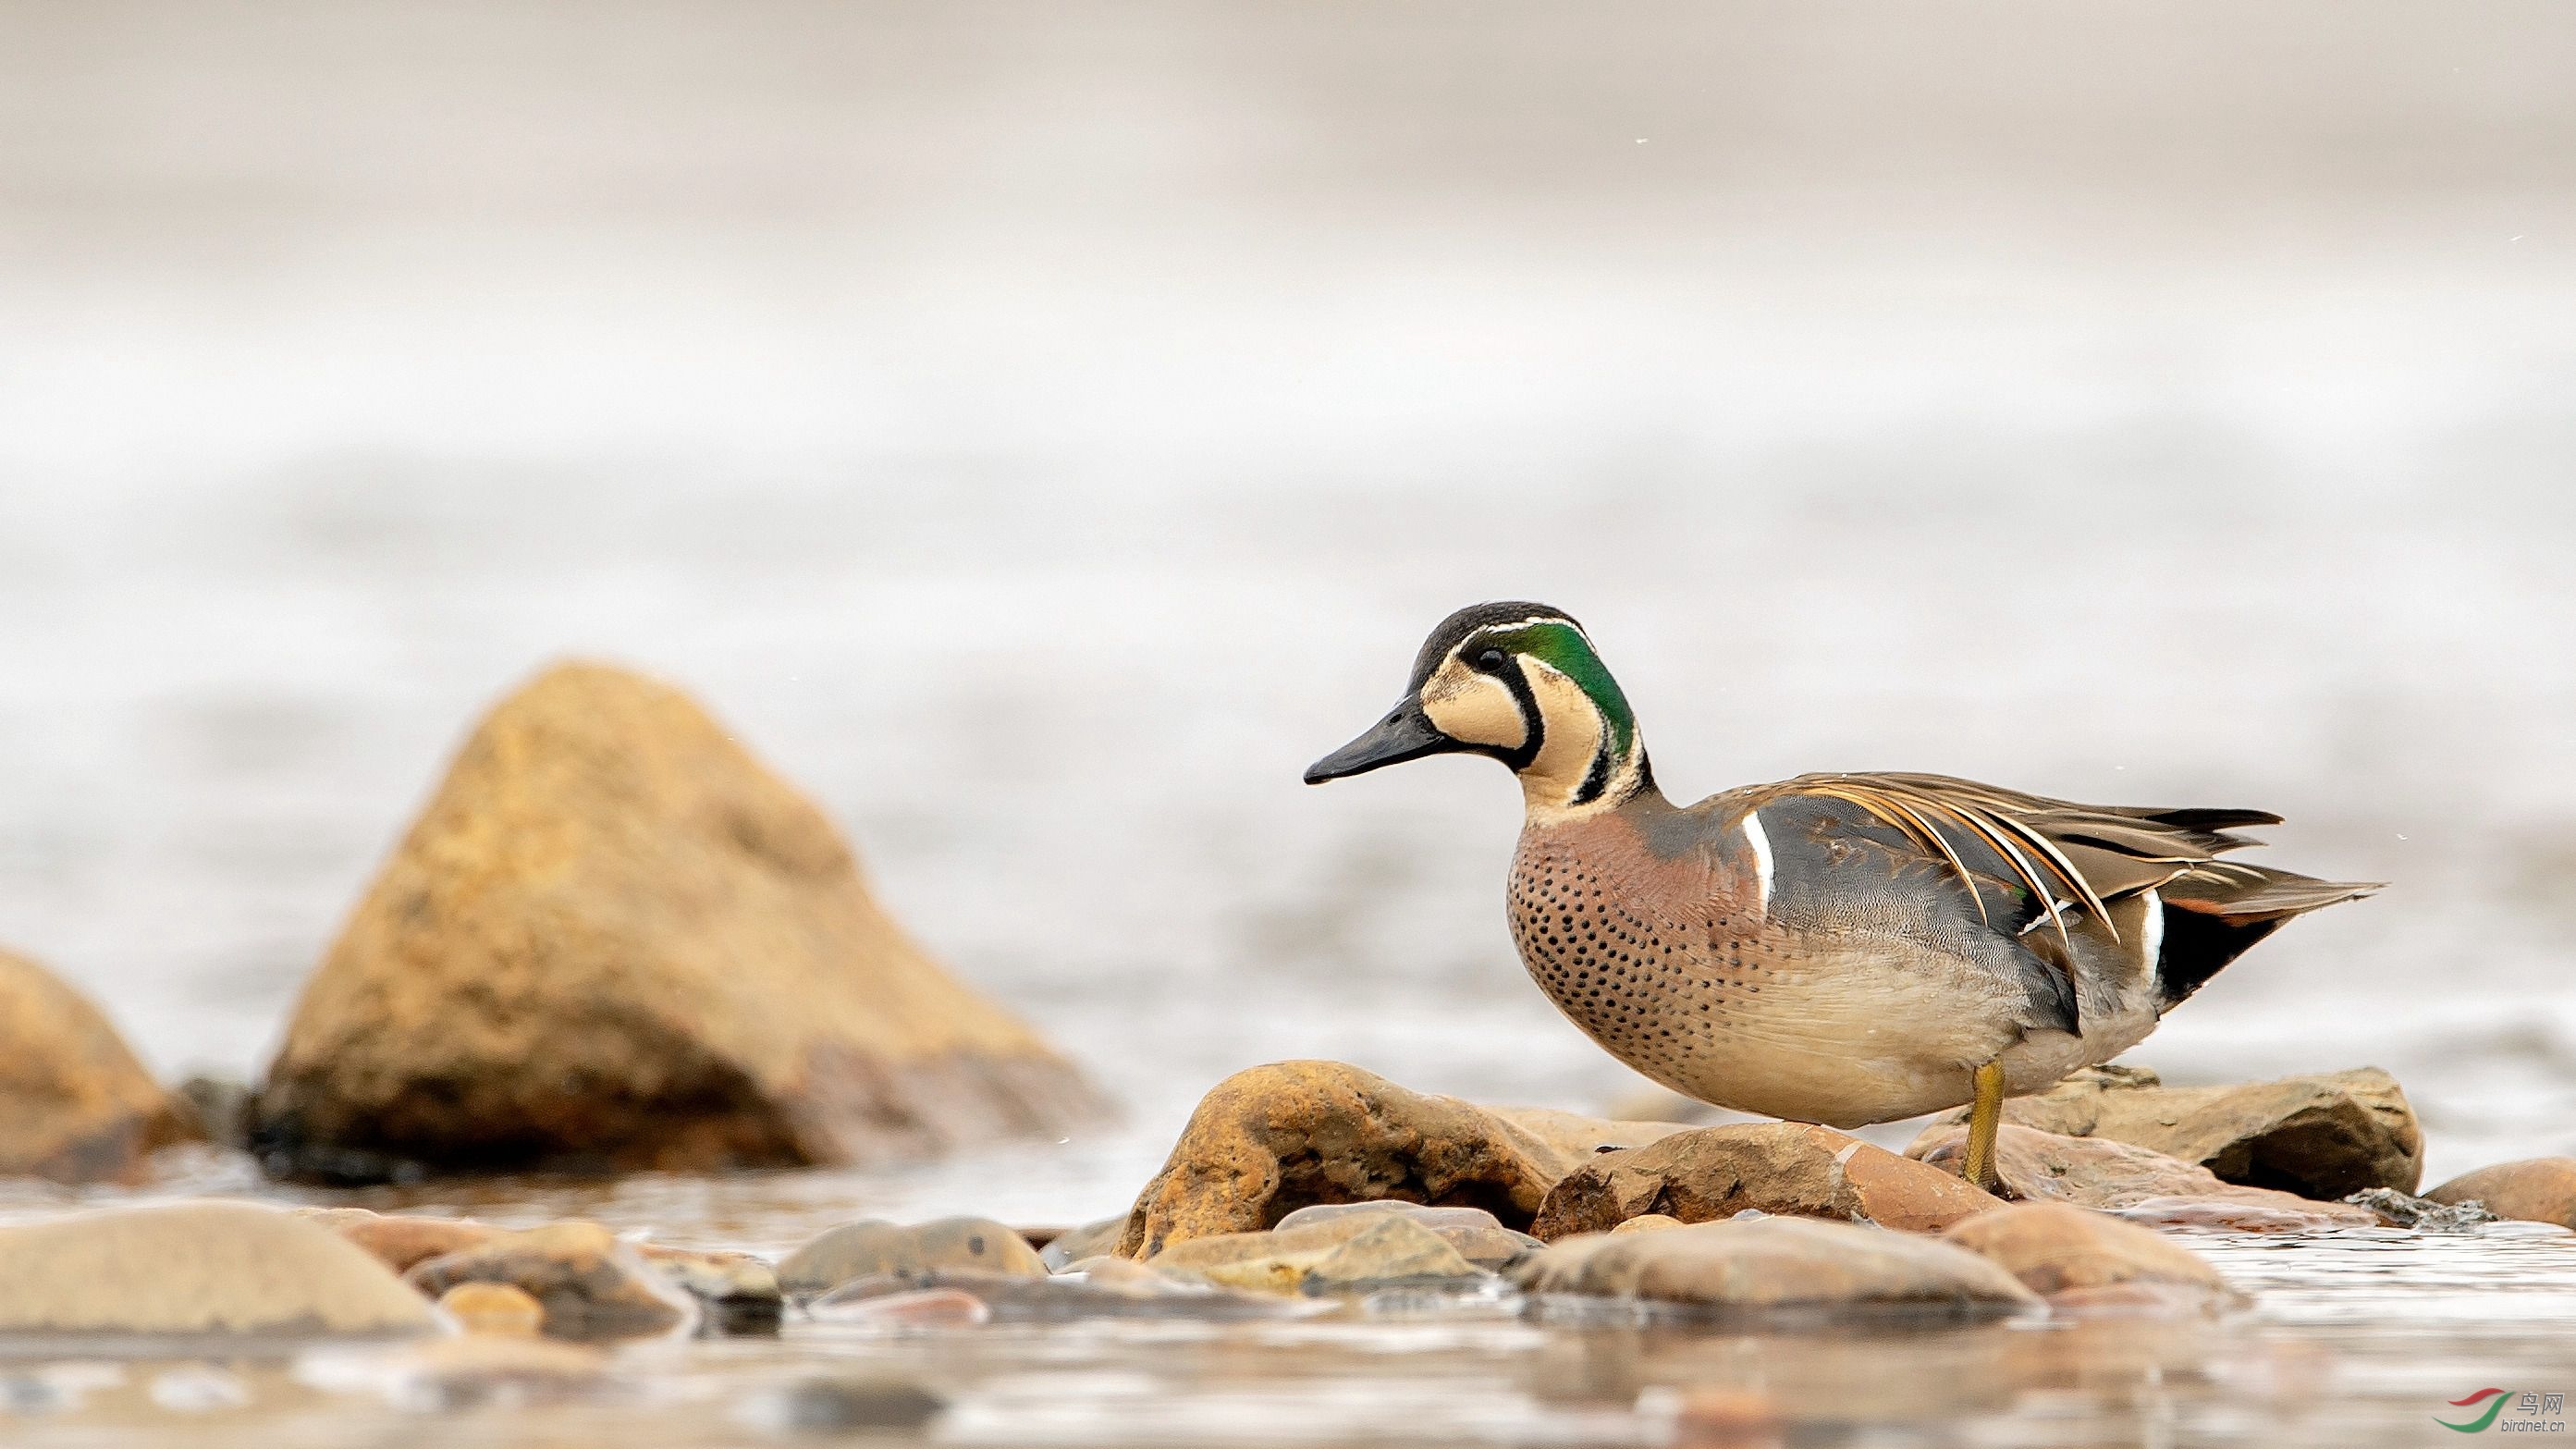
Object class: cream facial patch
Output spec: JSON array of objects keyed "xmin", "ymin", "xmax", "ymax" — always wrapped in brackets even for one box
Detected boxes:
[{"xmin": 1419, "ymin": 656, "xmax": 1527, "ymax": 751}]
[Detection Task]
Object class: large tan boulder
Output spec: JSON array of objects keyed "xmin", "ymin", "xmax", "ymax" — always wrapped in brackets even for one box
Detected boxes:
[
  {"xmin": 252, "ymin": 662, "xmax": 1104, "ymax": 1180},
  {"xmin": 0, "ymin": 946, "xmax": 194, "ymax": 1184},
  {"xmin": 1531, "ymin": 1122, "xmax": 2001, "ymax": 1239},
  {"xmin": 0, "ymin": 1202, "xmax": 436, "ymax": 1336},
  {"xmin": 1114, "ymin": 1061, "xmax": 1691, "ymax": 1259},
  {"xmin": 1911, "ymin": 1064, "xmax": 2421, "ymax": 1198}
]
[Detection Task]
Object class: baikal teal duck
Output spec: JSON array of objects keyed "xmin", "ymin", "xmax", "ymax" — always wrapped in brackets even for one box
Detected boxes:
[{"xmin": 1306, "ymin": 601, "xmax": 2377, "ymax": 1192}]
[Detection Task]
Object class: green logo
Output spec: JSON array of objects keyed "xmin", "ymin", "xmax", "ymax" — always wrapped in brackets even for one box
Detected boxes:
[
  {"xmin": 2438, "ymin": 1388, "xmax": 2568, "ymax": 1433},
  {"xmin": 2438, "ymin": 1389, "xmax": 2513, "ymax": 1433}
]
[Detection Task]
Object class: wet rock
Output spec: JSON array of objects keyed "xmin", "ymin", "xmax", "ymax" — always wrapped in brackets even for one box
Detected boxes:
[
  {"xmin": 307, "ymin": 1207, "xmax": 778, "ymax": 1332},
  {"xmin": 1115, "ymin": 1061, "xmax": 1687, "ymax": 1258},
  {"xmin": 2106, "ymin": 1196, "xmax": 2381, "ymax": 1232},
  {"xmin": 1912, "ymin": 1064, "xmax": 2421, "ymax": 1198},
  {"xmin": 2424, "ymin": 1158, "xmax": 2576, "ymax": 1228},
  {"xmin": 1110, "ymin": 1246, "xmax": 1326, "ymax": 1295},
  {"xmin": 637, "ymin": 1244, "xmax": 784, "ymax": 1332},
  {"xmin": 0, "ymin": 946, "xmax": 196, "ymax": 1184},
  {"xmin": 1910, "ymin": 1124, "xmax": 2379, "ymax": 1228},
  {"xmin": 2346, "ymin": 1187, "xmax": 2497, "ymax": 1231},
  {"xmin": 405, "ymin": 1222, "xmax": 693, "ymax": 1339},
  {"xmin": 438, "ymin": 1282, "xmax": 546, "ymax": 1335},
  {"xmin": 175, "ymin": 1074, "xmax": 255, "ymax": 1152},
  {"xmin": 1509, "ymin": 1216, "xmax": 2037, "ymax": 1318},
  {"xmin": 2044, "ymin": 1280, "xmax": 2262, "ymax": 1318},
  {"xmin": 1533, "ymin": 1123, "xmax": 2001, "ymax": 1239},
  {"xmin": 251, "ymin": 661, "xmax": 1106, "ymax": 1182},
  {"xmin": 779, "ymin": 1216, "xmax": 1048, "ymax": 1299},
  {"xmin": 1061, "ymin": 1257, "xmax": 1191, "ymax": 1292},
  {"xmin": 1304, "ymin": 1215, "xmax": 1485, "ymax": 1292},
  {"xmin": 1148, "ymin": 1213, "xmax": 1478, "ymax": 1294},
  {"xmin": 1274, "ymin": 1201, "xmax": 1542, "ymax": 1268},
  {"xmin": 812, "ymin": 1286, "xmax": 992, "ymax": 1328},
  {"xmin": 299, "ymin": 1207, "xmax": 502, "ymax": 1273},
  {"xmin": 1037, "ymin": 1213, "xmax": 1128, "ymax": 1271},
  {"xmin": 1940, "ymin": 1202, "xmax": 2245, "ymax": 1312},
  {"xmin": 813, "ymin": 1266, "xmax": 1329, "ymax": 1321},
  {"xmin": 740, "ymin": 1375, "xmax": 948, "ymax": 1434},
  {"xmin": 0, "ymin": 1201, "xmax": 435, "ymax": 1336}
]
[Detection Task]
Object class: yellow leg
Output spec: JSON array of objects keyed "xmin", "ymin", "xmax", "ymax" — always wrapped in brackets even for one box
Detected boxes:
[{"xmin": 1961, "ymin": 1060, "xmax": 2008, "ymax": 1194}]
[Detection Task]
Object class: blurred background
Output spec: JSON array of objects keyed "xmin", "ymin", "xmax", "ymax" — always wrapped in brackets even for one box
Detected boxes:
[{"xmin": 3, "ymin": 1, "xmax": 2572, "ymax": 1199}]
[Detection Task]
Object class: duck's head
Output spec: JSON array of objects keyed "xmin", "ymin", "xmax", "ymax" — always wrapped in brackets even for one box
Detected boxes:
[{"xmin": 1305, "ymin": 601, "xmax": 1654, "ymax": 817}]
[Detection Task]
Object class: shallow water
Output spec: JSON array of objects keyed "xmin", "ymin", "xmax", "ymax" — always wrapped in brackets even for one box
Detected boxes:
[
  {"xmin": 5, "ymin": 1, "xmax": 2576, "ymax": 1443},
  {"xmin": 4, "ymin": 1206, "xmax": 2574, "ymax": 1446}
]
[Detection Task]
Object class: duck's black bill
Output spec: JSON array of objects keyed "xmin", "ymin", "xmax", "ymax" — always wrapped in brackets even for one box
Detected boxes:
[{"xmin": 1304, "ymin": 701, "xmax": 1458, "ymax": 784}]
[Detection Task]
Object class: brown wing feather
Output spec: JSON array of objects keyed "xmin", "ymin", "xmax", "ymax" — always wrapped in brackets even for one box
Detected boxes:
[
  {"xmin": 1747, "ymin": 771, "xmax": 2376, "ymax": 1022},
  {"xmin": 1766, "ymin": 769, "xmax": 2379, "ymax": 944}
]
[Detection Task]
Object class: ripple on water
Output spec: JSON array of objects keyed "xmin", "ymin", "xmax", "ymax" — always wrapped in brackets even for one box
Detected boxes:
[{"xmin": 13, "ymin": 1155, "xmax": 2576, "ymax": 1447}]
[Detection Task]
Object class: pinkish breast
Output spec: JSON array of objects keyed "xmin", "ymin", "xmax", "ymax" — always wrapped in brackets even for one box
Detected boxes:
[{"xmin": 1504, "ymin": 811, "xmax": 1766, "ymax": 1090}]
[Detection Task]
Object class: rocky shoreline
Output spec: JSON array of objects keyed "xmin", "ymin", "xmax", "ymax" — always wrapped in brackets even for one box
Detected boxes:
[
  {"xmin": 6, "ymin": 1038, "xmax": 2571, "ymax": 1327},
  {"xmin": 3, "ymin": 663, "xmax": 2572, "ymax": 1439},
  {"xmin": 2, "ymin": 1050, "xmax": 2572, "ymax": 1436}
]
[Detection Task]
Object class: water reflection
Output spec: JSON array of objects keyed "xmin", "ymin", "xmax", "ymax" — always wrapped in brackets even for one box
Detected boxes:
[{"xmin": 2, "ymin": 1221, "xmax": 2572, "ymax": 1447}]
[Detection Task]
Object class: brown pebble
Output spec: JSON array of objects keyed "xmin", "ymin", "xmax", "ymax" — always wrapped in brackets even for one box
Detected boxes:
[
  {"xmin": 1611, "ymin": 1214, "xmax": 1687, "ymax": 1235},
  {"xmin": 301, "ymin": 1208, "xmax": 501, "ymax": 1275},
  {"xmin": 817, "ymin": 1287, "xmax": 990, "ymax": 1327},
  {"xmin": 405, "ymin": 1222, "xmax": 692, "ymax": 1339},
  {"xmin": 439, "ymin": 1282, "xmax": 545, "ymax": 1336},
  {"xmin": 2424, "ymin": 1157, "xmax": 2576, "ymax": 1229}
]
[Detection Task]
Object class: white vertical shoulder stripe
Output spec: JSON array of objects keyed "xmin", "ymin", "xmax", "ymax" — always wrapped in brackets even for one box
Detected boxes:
[
  {"xmin": 2139, "ymin": 887, "xmax": 2165, "ymax": 976},
  {"xmin": 1741, "ymin": 809, "xmax": 1774, "ymax": 918}
]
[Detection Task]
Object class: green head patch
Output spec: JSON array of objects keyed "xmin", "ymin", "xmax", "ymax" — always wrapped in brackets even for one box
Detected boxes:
[{"xmin": 1479, "ymin": 619, "xmax": 1638, "ymax": 764}]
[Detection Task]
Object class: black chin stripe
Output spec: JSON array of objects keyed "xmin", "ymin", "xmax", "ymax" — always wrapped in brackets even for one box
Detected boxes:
[{"xmin": 1490, "ymin": 659, "xmax": 1542, "ymax": 772}]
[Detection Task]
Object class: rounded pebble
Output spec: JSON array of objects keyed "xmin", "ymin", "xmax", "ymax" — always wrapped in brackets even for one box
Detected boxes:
[
  {"xmin": 809, "ymin": 1287, "xmax": 991, "ymax": 1328},
  {"xmin": 439, "ymin": 1282, "xmax": 546, "ymax": 1336}
]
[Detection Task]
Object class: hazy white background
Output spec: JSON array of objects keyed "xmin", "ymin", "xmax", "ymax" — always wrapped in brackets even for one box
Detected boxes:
[{"xmin": 4, "ymin": 2, "xmax": 2573, "ymax": 1206}]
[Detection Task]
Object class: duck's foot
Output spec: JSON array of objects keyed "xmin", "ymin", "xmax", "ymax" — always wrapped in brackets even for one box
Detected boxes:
[{"xmin": 1961, "ymin": 1059, "xmax": 2008, "ymax": 1194}]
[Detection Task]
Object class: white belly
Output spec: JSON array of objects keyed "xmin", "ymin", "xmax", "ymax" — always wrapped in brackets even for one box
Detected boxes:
[{"xmin": 1527, "ymin": 929, "xmax": 2162, "ymax": 1128}]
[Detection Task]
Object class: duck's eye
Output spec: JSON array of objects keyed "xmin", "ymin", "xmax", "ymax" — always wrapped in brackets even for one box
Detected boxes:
[{"xmin": 1475, "ymin": 647, "xmax": 1508, "ymax": 670}]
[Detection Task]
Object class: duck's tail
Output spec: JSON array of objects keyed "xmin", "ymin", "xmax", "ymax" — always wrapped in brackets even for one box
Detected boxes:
[{"xmin": 2152, "ymin": 864, "xmax": 2381, "ymax": 1010}]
